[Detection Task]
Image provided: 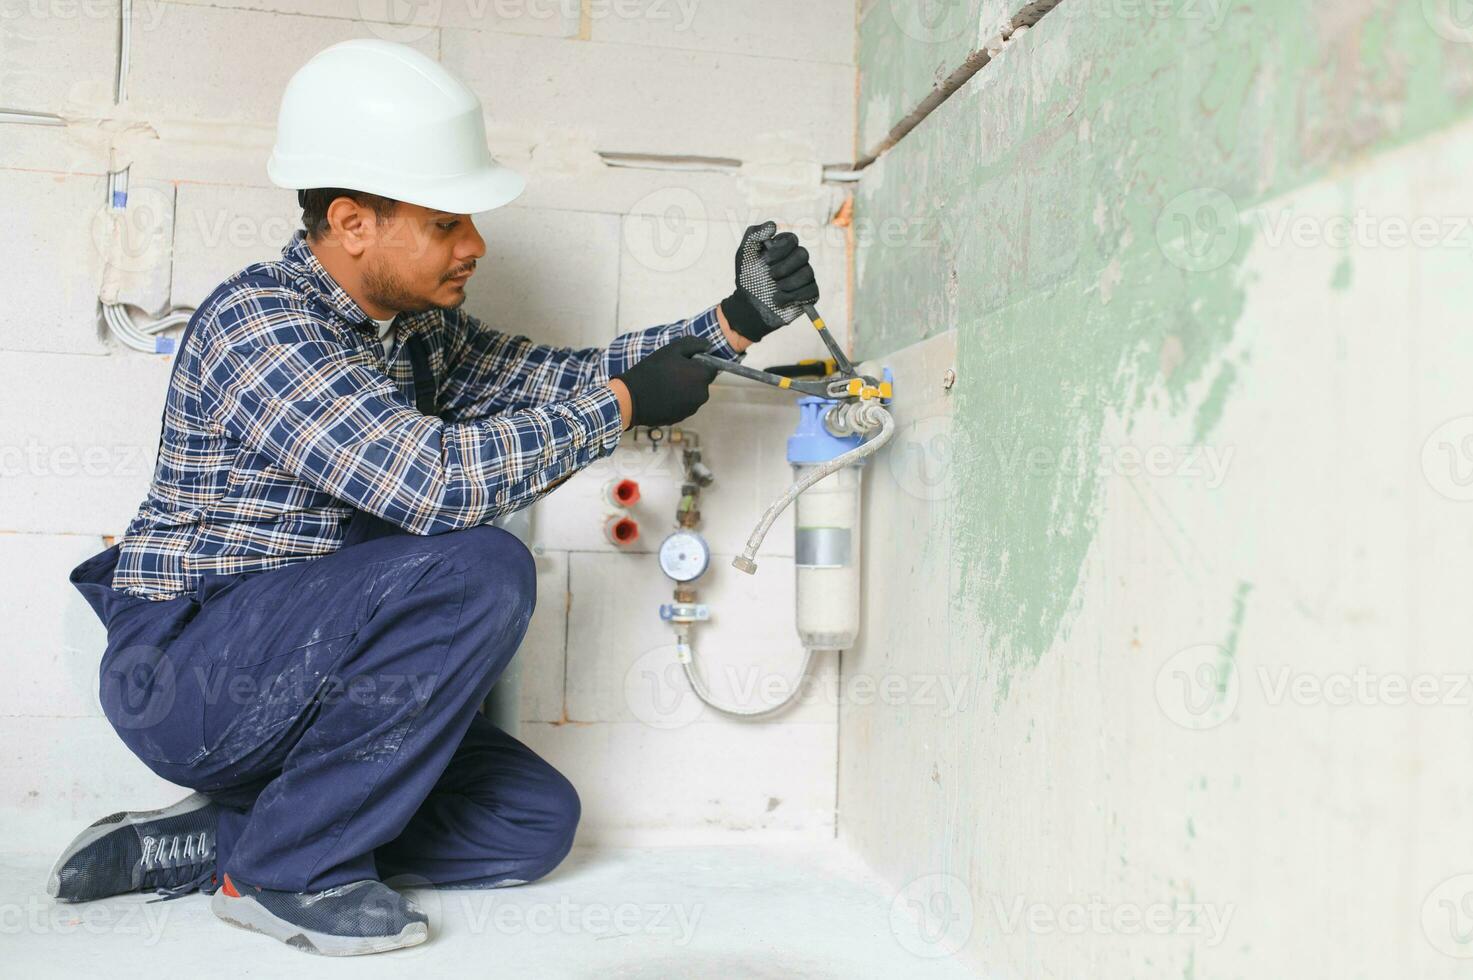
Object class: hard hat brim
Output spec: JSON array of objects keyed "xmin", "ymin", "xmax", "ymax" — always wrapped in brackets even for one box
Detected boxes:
[{"xmin": 267, "ymin": 155, "xmax": 527, "ymax": 216}]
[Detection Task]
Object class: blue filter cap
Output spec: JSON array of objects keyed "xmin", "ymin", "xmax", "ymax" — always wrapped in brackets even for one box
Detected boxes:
[{"xmin": 787, "ymin": 396, "xmax": 863, "ymax": 464}]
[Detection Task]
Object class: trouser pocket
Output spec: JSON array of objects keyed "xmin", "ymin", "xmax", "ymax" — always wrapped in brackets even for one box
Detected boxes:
[
  {"xmin": 199, "ymin": 630, "xmax": 358, "ymax": 768},
  {"xmin": 100, "ymin": 631, "xmax": 211, "ymax": 767}
]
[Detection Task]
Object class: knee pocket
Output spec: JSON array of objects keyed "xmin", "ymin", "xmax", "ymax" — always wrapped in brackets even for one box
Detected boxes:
[
  {"xmin": 522, "ymin": 778, "xmax": 580, "ymax": 882},
  {"xmin": 545, "ymin": 770, "xmax": 581, "ymax": 844},
  {"xmin": 519, "ymin": 766, "xmax": 580, "ymax": 864},
  {"xmin": 446, "ymin": 768, "xmax": 580, "ymax": 886},
  {"xmin": 444, "ymin": 526, "xmax": 536, "ymax": 612}
]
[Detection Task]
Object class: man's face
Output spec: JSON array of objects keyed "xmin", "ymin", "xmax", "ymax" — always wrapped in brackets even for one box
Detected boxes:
[{"xmin": 360, "ymin": 202, "xmax": 486, "ymax": 314}]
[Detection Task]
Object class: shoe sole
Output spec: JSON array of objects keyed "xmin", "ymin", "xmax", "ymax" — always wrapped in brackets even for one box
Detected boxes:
[
  {"xmin": 211, "ymin": 890, "xmax": 429, "ymax": 956},
  {"xmin": 48, "ymin": 791, "xmax": 216, "ymax": 903}
]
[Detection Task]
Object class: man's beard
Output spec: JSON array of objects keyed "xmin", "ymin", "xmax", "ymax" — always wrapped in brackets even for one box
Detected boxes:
[{"xmin": 362, "ymin": 256, "xmax": 466, "ymax": 313}]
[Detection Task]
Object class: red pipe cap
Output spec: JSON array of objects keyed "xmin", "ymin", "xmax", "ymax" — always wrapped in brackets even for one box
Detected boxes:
[
  {"xmin": 605, "ymin": 515, "xmax": 640, "ymax": 546},
  {"xmin": 613, "ymin": 479, "xmax": 641, "ymax": 506}
]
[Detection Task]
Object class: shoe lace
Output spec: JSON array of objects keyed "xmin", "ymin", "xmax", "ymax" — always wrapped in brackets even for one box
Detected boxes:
[{"xmin": 140, "ymin": 831, "xmax": 217, "ymax": 903}]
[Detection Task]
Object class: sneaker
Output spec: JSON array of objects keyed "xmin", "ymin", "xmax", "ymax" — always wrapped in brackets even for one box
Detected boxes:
[
  {"xmin": 211, "ymin": 874, "xmax": 429, "ymax": 956},
  {"xmin": 48, "ymin": 791, "xmax": 220, "ymax": 903}
]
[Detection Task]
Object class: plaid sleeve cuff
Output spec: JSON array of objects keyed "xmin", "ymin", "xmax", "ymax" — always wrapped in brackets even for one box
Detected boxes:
[
  {"xmin": 579, "ymin": 384, "xmax": 627, "ymax": 454},
  {"xmin": 689, "ymin": 304, "xmax": 742, "ymax": 361}
]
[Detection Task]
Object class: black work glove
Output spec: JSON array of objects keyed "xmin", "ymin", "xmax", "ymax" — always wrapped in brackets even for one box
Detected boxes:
[
  {"xmin": 613, "ymin": 336, "xmax": 720, "ymax": 428},
  {"xmin": 719, "ymin": 221, "xmax": 819, "ymax": 343}
]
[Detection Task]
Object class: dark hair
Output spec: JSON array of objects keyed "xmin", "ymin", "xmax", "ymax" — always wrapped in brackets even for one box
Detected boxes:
[{"xmin": 298, "ymin": 188, "xmax": 398, "ymax": 239}]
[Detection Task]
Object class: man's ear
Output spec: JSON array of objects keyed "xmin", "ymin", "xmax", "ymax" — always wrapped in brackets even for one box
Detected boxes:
[{"xmin": 325, "ymin": 196, "xmax": 373, "ymax": 257}]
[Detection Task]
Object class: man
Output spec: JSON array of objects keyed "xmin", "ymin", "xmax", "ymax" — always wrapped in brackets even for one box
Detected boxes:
[{"xmin": 53, "ymin": 39, "xmax": 821, "ymax": 955}]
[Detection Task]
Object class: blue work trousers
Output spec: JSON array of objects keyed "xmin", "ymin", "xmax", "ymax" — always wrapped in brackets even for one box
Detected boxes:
[{"xmin": 68, "ymin": 523, "xmax": 579, "ymax": 894}]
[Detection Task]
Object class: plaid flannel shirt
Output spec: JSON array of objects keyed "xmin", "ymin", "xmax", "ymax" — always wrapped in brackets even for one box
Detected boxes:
[{"xmin": 113, "ymin": 230, "xmax": 740, "ymax": 600}]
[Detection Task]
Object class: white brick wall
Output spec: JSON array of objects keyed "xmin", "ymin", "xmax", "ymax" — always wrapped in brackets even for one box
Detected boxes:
[
  {"xmin": 157, "ymin": 0, "xmax": 578, "ymax": 39},
  {"xmin": 1, "ymin": 534, "xmax": 111, "ymax": 721},
  {"xmin": 1, "ymin": 717, "xmax": 191, "ymax": 852},
  {"xmin": 125, "ymin": 3, "xmax": 440, "ymax": 127},
  {"xmin": 171, "ymin": 183, "xmax": 302, "ymax": 308},
  {"xmin": 1, "ymin": 2, "xmax": 857, "ymax": 846},
  {"xmin": 464, "ymin": 204, "xmax": 623, "ymax": 349},
  {"xmin": 441, "ymin": 27, "xmax": 855, "ymax": 161},
  {"xmin": 0, "ymin": 0, "xmax": 119, "ymax": 115},
  {"xmin": 522, "ymin": 719, "xmax": 837, "ymax": 842},
  {"xmin": 519, "ymin": 550, "xmax": 572, "ymax": 723},
  {"xmin": 589, "ymin": 0, "xmax": 855, "ymax": 65},
  {"xmin": 1, "ymin": 350, "xmax": 172, "ymax": 534},
  {"xmin": 1, "ymin": 535, "xmax": 189, "ymax": 853},
  {"xmin": 2, "ymin": 172, "xmax": 111, "ymax": 355}
]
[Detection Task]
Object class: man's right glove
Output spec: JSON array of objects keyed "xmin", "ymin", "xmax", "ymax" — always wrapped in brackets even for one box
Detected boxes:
[
  {"xmin": 613, "ymin": 336, "xmax": 720, "ymax": 428},
  {"xmin": 720, "ymin": 221, "xmax": 820, "ymax": 343}
]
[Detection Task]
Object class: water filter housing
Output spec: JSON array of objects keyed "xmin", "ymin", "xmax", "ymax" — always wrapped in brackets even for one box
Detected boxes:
[{"xmin": 788, "ymin": 397, "xmax": 867, "ymax": 651}]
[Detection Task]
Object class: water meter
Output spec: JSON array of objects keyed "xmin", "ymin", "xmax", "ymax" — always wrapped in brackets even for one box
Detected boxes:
[{"xmin": 658, "ymin": 529, "xmax": 710, "ymax": 583}]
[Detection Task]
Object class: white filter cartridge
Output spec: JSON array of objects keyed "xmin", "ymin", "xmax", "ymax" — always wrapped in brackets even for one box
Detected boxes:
[{"xmin": 793, "ymin": 463, "xmax": 862, "ymax": 651}]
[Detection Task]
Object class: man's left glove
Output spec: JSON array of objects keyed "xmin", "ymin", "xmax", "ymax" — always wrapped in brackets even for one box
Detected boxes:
[
  {"xmin": 613, "ymin": 336, "xmax": 720, "ymax": 428},
  {"xmin": 719, "ymin": 221, "xmax": 819, "ymax": 343}
]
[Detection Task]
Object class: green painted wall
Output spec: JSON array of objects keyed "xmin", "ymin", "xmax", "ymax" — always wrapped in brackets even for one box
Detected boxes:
[
  {"xmin": 854, "ymin": 0, "xmax": 1473, "ymax": 693},
  {"xmin": 857, "ymin": 0, "xmax": 1003, "ymax": 152}
]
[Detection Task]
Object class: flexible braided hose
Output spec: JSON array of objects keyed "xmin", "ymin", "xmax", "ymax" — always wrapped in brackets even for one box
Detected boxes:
[{"xmin": 679, "ymin": 643, "xmax": 817, "ymax": 719}]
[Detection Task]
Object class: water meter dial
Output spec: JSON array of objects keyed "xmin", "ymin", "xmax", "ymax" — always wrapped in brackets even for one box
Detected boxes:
[{"xmin": 658, "ymin": 530, "xmax": 710, "ymax": 583}]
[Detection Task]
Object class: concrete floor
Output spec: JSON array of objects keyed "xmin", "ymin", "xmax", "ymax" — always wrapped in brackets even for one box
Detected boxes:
[{"xmin": 0, "ymin": 843, "xmax": 977, "ymax": 978}]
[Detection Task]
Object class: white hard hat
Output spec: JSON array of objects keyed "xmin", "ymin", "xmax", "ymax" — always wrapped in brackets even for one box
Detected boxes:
[{"xmin": 268, "ymin": 39, "xmax": 525, "ymax": 214}]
